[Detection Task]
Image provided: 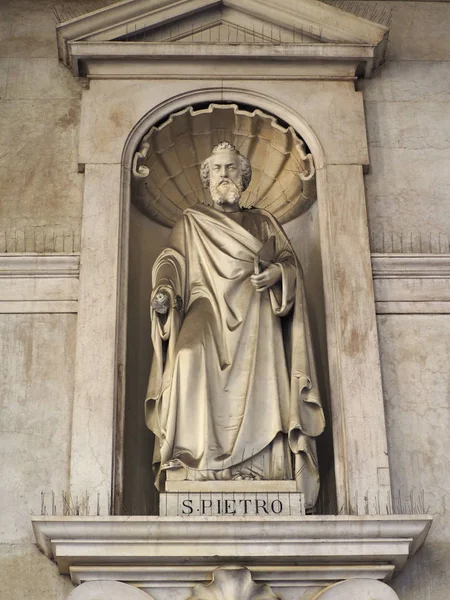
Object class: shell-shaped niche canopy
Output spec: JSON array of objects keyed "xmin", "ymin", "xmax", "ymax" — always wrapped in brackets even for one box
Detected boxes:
[{"xmin": 132, "ymin": 103, "xmax": 316, "ymax": 228}]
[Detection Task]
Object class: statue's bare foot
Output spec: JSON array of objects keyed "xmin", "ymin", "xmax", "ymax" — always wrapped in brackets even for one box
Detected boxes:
[
  {"xmin": 232, "ymin": 472, "xmax": 262, "ymax": 481},
  {"xmin": 161, "ymin": 458, "xmax": 183, "ymax": 470}
]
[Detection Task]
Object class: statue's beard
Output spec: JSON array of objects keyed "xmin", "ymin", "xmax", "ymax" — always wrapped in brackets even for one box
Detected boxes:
[{"xmin": 210, "ymin": 177, "xmax": 243, "ymax": 205}]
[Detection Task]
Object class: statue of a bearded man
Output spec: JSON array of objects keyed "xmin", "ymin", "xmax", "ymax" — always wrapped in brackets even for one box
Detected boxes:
[{"xmin": 146, "ymin": 142, "xmax": 325, "ymax": 508}]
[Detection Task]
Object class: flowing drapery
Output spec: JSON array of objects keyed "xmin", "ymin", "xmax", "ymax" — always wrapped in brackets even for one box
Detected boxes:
[{"xmin": 146, "ymin": 205, "xmax": 325, "ymax": 507}]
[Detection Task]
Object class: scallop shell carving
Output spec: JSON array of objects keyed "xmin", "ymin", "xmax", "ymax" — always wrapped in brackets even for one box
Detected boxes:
[
  {"xmin": 187, "ymin": 566, "xmax": 280, "ymax": 600},
  {"xmin": 132, "ymin": 103, "xmax": 316, "ymax": 227}
]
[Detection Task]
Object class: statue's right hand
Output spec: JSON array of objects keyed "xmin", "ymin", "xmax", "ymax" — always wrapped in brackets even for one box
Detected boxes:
[{"xmin": 152, "ymin": 291, "xmax": 170, "ymax": 314}]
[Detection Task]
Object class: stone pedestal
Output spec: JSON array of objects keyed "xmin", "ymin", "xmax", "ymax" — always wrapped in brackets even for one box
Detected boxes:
[{"xmin": 160, "ymin": 492, "xmax": 305, "ymax": 516}]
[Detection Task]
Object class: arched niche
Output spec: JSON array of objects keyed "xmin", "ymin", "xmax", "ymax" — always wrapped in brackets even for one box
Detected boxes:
[
  {"xmin": 120, "ymin": 101, "xmax": 335, "ymax": 515},
  {"xmin": 70, "ymin": 81, "xmax": 389, "ymax": 519}
]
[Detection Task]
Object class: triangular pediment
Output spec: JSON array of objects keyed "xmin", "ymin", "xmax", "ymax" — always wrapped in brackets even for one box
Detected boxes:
[
  {"xmin": 116, "ymin": 7, "xmax": 321, "ymax": 45},
  {"xmin": 57, "ymin": 0, "xmax": 388, "ymax": 77}
]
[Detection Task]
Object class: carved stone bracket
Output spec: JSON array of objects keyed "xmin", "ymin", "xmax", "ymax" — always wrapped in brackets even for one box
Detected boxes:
[
  {"xmin": 67, "ymin": 580, "xmax": 152, "ymax": 599},
  {"xmin": 188, "ymin": 566, "xmax": 279, "ymax": 600},
  {"xmin": 64, "ymin": 572, "xmax": 401, "ymax": 599},
  {"xmin": 311, "ymin": 578, "xmax": 400, "ymax": 599}
]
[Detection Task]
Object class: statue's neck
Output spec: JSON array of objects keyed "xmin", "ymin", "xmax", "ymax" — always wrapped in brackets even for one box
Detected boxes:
[{"xmin": 213, "ymin": 201, "xmax": 241, "ymax": 213}]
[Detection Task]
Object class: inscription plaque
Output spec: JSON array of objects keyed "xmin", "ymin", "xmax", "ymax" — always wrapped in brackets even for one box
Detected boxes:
[{"xmin": 160, "ymin": 492, "xmax": 305, "ymax": 516}]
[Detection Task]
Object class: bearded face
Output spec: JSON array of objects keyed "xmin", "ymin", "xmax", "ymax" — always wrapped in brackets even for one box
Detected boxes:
[
  {"xmin": 208, "ymin": 151, "xmax": 244, "ymax": 206},
  {"xmin": 210, "ymin": 174, "xmax": 244, "ymax": 205}
]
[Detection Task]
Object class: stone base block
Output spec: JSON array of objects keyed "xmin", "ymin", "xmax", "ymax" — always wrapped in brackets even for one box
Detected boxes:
[
  {"xmin": 159, "ymin": 492, "xmax": 305, "ymax": 516},
  {"xmin": 164, "ymin": 480, "xmax": 297, "ymax": 492}
]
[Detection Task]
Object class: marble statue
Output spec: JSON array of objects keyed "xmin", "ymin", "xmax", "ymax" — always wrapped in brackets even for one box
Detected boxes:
[{"xmin": 146, "ymin": 142, "xmax": 325, "ymax": 508}]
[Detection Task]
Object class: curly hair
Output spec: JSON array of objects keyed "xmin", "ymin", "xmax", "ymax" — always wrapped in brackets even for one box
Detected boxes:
[{"xmin": 200, "ymin": 142, "xmax": 252, "ymax": 191}]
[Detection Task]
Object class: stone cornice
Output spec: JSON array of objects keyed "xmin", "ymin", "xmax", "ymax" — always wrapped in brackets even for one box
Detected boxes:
[
  {"xmin": 0, "ymin": 253, "xmax": 80, "ymax": 278},
  {"xmin": 56, "ymin": 0, "xmax": 388, "ymax": 78},
  {"xmin": 68, "ymin": 41, "xmax": 376, "ymax": 79},
  {"xmin": 70, "ymin": 40, "xmax": 376, "ymax": 59},
  {"xmin": 371, "ymin": 253, "xmax": 450, "ymax": 279},
  {"xmin": 1, "ymin": 253, "xmax": 448, "ymax": 314},
  {"xmin": 372, "ymin": 254, "xmax": 450, "ymax": 313},
  {"xmin": 32, "ymin": 515, "xmax": 432, "ymax": 576},
  {"xmin": 0, "ymin": 254, "xmax": 79, "ymax": 313}
]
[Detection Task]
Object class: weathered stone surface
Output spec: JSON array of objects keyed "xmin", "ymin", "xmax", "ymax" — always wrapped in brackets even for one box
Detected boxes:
[
  {"xmin": 386, "ymin": 1, "xmax": 450, "ymax": 61},
  {"xmin": 327, "ymin": 1, "xmax": 450, "ymax": 61},
  {"xmin": 0, "ymin": 58, "xmax": 9, "ymax": 99},
  {"xmin": 0, "ymin": 314, "xmax": 76, "ymax": 543},
  {"xmin": 378, "ymin": 314, "xmax": 450, "ymax": 598},
  {"xmin": 0, "ymin": 0, "xmax": 60, "ymax": 58},
  {"xmin": 0, "ymin": 0, "xmax": 84, "ymax": 238},
  {"xmin": 379, "ymin": 315, "xmax": 450, "ymax": 533},
  {"xmin": 366, "ymin": 101, "xmax": 450, "ymax": 152},
  {"xmin": 360, "ymin": 60, "xmax": 450, "ymax": 103},
  {"xmin": 0, "ymin": 544, "xmax": 74, "ymax": 600},
  {"xmin": 3, "ymin": 57, "xmax": 81, "ymax": 100},
  {"xmin": 365, "ymin": 145, "xmax": 449, "ymax": 244},
  {"xmin": 0, "ymin": 98, "xmax": 83, "ymax": 233}
]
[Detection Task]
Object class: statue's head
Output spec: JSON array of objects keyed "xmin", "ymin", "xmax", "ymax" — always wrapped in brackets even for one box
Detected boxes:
[{"xmin": 200, "ymin": 142, "xmax": 252, "ymax": 206}]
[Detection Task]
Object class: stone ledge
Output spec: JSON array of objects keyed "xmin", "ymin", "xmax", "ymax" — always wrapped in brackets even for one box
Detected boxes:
[
  {"xmin": 32, "ymin": 514, "xmax": 432, "ymax": 578},
  {"xmin": 371, "ymin": 253, "xmax": 450, "ymax": 279},
  {"xmin": 0, "ymin": 253, "xmax": 80, "ymax": 313},
  {"xmin": 0, "ymin": 253, "xmax": 80, "ymax": 278},
  {"xmin": 372, "ymin": 253, "xmax": 450, "ymax": 313}
]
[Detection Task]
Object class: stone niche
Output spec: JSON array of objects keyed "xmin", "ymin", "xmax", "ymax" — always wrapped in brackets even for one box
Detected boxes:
[
  {"xmin": 126, "ymin": 100, "xmax": 333, "ymax": 515},
  {"xmin": 32, "ymin": 0, "xmax": 432, "ymax": 599}
]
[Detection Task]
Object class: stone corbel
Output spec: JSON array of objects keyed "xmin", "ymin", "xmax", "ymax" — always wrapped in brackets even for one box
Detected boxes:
[
  {"xmin": 311, "ymin": 578, "xmax": 400, "ymax": 599},
  {"xmin": 67, "ymin": 569, "xmax": 401, "ymax": 600},
  {"xmin": 188, "ymin": 566, "xmax": 279, "ymax": 600},
  {"xmin": 67, "ymin": 580, "xmax": 152, "ymax": 599}
]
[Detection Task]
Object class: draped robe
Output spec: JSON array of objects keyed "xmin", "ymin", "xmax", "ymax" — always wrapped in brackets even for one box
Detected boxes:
[{"xmin": 146, "ymin": 204, "xmax": 325, "ymax": 508}]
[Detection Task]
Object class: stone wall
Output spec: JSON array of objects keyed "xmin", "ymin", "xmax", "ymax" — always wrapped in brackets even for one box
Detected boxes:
[
  {"xmin": 0, "ymin": 313, "xmax": 76, "ymax": 598},
  {"xmin": 0, "ymin": 0, "xmax": 84, "ymax": 252},
  {"xmin": 0, "ymin": 0, "xmax": 449, "ymax": 599},
  {"xmin": 357, "ymin": 1, "xmax": 450, "ymax": 252},
  {"xmin": 378, "ymin": 315, "xmax": 450, "ymax": 599},
  {"xmin": 357, "ymin": 1, "xmax": 450, "ymax": 596},
  {"xmin": 0, "ymin": 1, "xmax": 82, "ymax": 597}
]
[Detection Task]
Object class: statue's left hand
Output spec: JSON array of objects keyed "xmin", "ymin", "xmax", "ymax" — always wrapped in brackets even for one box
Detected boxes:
[
  {"xmin": 152, "ymin": 291, "xmax": 170, "ymax": 314},
  {"xmin": 250, "ymin": 264, "xmax": 282, "ymax": 293}
]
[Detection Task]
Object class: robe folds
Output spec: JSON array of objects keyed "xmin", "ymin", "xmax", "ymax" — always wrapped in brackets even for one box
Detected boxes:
[{"xmin": 146, "ymin": 204, "xmax": 325, "ymax": 507}]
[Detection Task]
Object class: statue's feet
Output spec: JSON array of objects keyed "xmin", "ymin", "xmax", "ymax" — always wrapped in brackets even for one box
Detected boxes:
[
  {"xmin": 161, "ymin": 458, "xmax": 184, "ymax": 470},
  {"xmin": 232, "ymin": 471, "xmax": 262, "ymax": 481}
]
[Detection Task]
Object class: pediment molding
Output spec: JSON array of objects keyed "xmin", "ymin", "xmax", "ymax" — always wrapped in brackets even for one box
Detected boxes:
[{"xmin": 56, "ymin": 0, "xmax": 388, "ymax": 78}]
